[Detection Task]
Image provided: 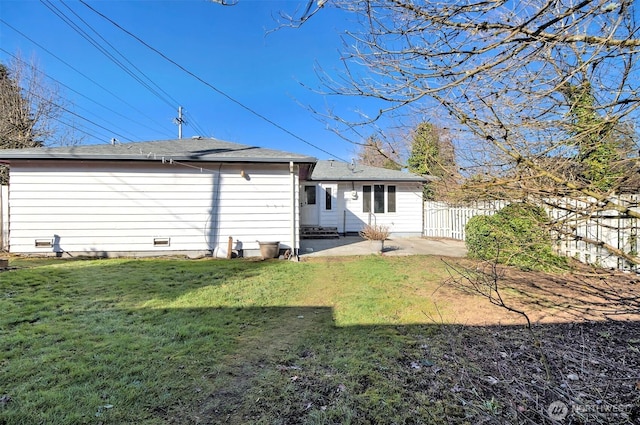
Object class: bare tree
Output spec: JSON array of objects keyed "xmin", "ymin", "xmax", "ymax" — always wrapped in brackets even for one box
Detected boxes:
[
  {"xmin": 206, "ymin": 0, "xmax": 640, "ymax": 263},
  {"xmin": 299, "ymin": 0, "xmax": 640, "ymax": 265},
  {"xmin": 354, "ymin": 134, "xmax": 402, "ymax": 170},
  {"xmin": 0, "ymin": 55, "xmax": 74, "ymax": 183},
  {"xmin": 0, "ymin": 56, "xmax": 61, "ymax": 149}
]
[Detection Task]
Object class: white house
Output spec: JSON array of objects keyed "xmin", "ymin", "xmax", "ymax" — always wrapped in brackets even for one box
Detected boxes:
[
  {"xmin": 301, "ymin": 160, "xmax": 429, "ymax": 237},
  {"xmin": 0, "ymin": 138, "xmax": 428, "ymax": 258}
]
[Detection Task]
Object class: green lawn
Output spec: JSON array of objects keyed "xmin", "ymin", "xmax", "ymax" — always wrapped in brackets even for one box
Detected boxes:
[
  {"xmin": 0, "ymin": 256, "xmax": 460, "ymax": 424},
  {"xmin": 2, "ymin": 256, "xmax": 636, "ymax": 424}
]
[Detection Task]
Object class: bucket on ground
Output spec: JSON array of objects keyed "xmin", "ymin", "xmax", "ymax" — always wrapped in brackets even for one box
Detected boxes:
[{"xmin": 258, "ymin": 241, "xmax": 280, "ymax": 259}]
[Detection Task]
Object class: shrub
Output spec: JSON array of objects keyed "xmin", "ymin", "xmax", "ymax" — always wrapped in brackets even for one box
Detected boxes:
[
  {"xmin": 359, "ymin": 224, "xmax": 391, "ymax": 241},
  {"xmin": 464, "ymin": 214, "xmax": 498, "ymax": 261},
  {"xmin": 465, "ymin": 203, "xmax": 567, "ymax": 271}
]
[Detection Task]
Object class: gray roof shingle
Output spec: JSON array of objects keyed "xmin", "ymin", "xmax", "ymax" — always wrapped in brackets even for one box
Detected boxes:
[
  {"xmin": 0, "ymin": 138, "xmax": 317, "ymax": 163},
  {"xmin": 310, "ymin": 160, "xmax": 432, "ymax": 182}
]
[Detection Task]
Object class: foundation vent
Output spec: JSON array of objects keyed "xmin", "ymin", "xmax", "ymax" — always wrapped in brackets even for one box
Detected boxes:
[
  {"xmin": 35, "ymin": 239, "xmax": 53, "ymax": 248},
  {"xmin": 153, "ymin": 237, "xmax": 171, "ymax": 247}
]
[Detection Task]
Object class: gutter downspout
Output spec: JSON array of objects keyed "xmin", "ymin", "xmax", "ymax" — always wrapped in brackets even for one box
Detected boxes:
[
  {"xmin": 422, "ymin": 184, "xmax": 425, "ymax": 237},
  {"xmin": 290, "ymin": 161, "xmax": 297, "ymax": 259}
]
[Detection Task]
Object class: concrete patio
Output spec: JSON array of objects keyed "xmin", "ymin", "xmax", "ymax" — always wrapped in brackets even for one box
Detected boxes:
[{"xmin": 299, "ymin": 236, "xmax": 467, "ymax": 258}]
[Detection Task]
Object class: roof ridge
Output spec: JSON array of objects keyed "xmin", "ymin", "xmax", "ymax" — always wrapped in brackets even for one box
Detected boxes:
[{"xmin": 0, "ymin": 138, "xmax": 317, "ymax": 163}]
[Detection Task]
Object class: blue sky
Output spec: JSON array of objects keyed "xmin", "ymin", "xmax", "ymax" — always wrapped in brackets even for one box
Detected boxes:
[{"xmin": 0, "ymin": 0, "xmax": 371, "ymax": 161}]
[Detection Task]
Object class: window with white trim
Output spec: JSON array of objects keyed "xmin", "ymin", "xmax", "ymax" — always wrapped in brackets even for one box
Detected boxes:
[
  {"xmin": 325, "ymin": 187, "xmax": 333, "ymax": 210},
  {"xmin": 362, "ymin": 185, "xmax": 396, "ymax": 213}
]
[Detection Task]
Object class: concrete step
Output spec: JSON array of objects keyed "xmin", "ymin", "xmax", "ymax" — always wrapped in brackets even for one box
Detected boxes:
[{"xmin": 301, "ymin": 226, "xmax": 340, "ymax": 239}]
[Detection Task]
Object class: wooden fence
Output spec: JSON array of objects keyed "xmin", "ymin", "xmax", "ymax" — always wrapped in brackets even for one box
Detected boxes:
[
  {"xmin": 548, "ymin": 196, "xmax": 639, "ymax": 272},
  {"xmin": 423, "ymin": 200, "xmax": 508, "ymax": 240},
  {"xmin": 424, "ymin": 198, "xmax": 639, "ymax": 272}
]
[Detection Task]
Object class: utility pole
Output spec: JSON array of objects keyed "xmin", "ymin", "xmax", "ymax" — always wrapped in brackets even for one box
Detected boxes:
[{"xmin": 174, "ymin": 106, "xmax": 184, "ymax": 139}]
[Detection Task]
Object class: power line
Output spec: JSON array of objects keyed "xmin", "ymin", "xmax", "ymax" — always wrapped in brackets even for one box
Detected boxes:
[
  {"xmin": 59, "ymin": 0, "xmax": 181, "ymax": 109},
  {"xmin": 19, "ymin": 87, "xmax": 129, "ymax": 144},
  {"xmin": 182, "ymin": 109, "xmax": 209, "ymax": 137},
  {"xmin": 39, "ymin": 0, "xmax": 176, "ymax": 110},
  {"xmin": 0, "ymin": 48, "xmax": 163, "ymax": 141},
  {"xmin": 38, "ymin": 93, "xmax": 133, "ymax": 142},
  {"xmin": 48, "ymin": 0, "xmax": 180, "ymax": 111},
  {"xmin": 0, "ymin": 18, "xmax": 176, "ymax": 138},
  {"xmin": 79, "ymin": 0, "xmax": 347, "ymax": 162},
  {"xmin": 8, "ymin": 3, "xmax": 211, "ymax": 143},
  {"xmin": 50, "ymin": 116, "xmax": 114, "ymax": 143},
  {"xmin": 47, "ymin": 1, "xmax": 216, "ymax": 143}
]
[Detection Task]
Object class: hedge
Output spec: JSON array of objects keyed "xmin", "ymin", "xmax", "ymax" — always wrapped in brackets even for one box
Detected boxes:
[{"xmin": 465, "ymin": 203, "xmax": 567, "ymax": 271}]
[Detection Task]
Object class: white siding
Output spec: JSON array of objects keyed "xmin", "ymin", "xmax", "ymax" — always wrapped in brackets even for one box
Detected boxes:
[
  {"xmin": 318, "ymin": 182, "xmax": 339, "ymax": 229},
  {"xmin": 325, "ymin": 182, "xmax": 424, "ymax": 236},
  {"xmin": 8, "ymin": 161, "xmax": 299, "ymax": 256}
]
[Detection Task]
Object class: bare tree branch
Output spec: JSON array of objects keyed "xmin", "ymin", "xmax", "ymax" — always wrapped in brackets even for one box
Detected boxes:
[{"xmin": 292, "ymin": 0, "xmax": 640, "ymax": 267}]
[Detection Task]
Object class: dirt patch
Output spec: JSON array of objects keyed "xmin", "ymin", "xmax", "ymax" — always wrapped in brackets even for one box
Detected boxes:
[
  {"xmin": 394, "ymin": 319, "xmax": 640, "ymax": 424},
  {"xmin": 432, "ymin": 259, "xmax": 640, "ymax": 325},
  {"xmin": 425, "ymin": 259, "xmax": 640, "ymax": 423}
]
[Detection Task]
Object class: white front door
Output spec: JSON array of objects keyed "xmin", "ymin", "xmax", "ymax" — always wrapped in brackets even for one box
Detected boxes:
[{"xmin": 300, "ymin": 183, "xmax": 319, "ymax": 225}]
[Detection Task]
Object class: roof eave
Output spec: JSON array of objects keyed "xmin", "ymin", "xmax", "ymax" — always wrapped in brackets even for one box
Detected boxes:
[
  {"xmin": 310, "ymin": 176, "xmax": 429, "ymax": 182},
  {"xmin": 0, "ymin": 154, "xmax": 317, "ymax": 163}
]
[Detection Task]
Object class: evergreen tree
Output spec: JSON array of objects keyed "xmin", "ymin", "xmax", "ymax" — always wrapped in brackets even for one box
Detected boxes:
[
  {"xmin": 560, "ymin": 79, "xmax": 627, "ymax": 192},
  {"xmin": 407, "ymin": 123, "xmax": 457, "ymax": 199}
]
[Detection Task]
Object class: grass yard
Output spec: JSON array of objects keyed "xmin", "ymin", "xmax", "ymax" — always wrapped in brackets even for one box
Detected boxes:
[{"xmin": 1, "ymin": 255, "xmax": 639, "ymax": 424}]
